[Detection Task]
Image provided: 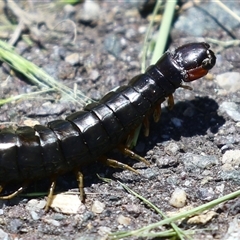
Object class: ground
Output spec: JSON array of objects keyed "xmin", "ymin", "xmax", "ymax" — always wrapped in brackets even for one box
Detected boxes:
[{"xmin": 0, "ymin": 1, "xmax": 240, "ymax": 240}]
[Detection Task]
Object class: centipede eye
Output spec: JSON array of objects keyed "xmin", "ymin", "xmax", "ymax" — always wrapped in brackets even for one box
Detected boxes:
[{"xmin": 202, "ymin": 50, "xmax": 216, "ymax": 70}]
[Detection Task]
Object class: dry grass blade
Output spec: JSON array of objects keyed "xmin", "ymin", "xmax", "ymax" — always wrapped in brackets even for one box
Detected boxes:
[{"xmin": 0, "ymin": 40, "xmax": 92, "ymax": 106}]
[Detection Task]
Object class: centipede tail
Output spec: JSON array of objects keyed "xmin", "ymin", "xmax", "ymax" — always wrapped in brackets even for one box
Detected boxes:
[{"xmin": 0, "ymin": 42, "xmax": 216, "ymax": 210}]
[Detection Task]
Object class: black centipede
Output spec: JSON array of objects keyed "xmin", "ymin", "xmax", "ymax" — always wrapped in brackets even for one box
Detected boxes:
[{"xmin": 0, "ymin": 42, "xmax": 216, "ymax": 210}]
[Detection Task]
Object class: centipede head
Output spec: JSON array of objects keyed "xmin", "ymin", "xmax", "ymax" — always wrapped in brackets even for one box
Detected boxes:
[{"xmin": 173, "ymin": 42, "xmax": 216, "ymax": 82}]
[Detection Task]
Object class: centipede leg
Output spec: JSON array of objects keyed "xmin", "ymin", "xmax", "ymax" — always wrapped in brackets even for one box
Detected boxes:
[
  {"xmin": 153, "ymin": 104, "xmax": 161, "ymax": 123},
  {"xmin": 143, "ymin": 116, "xmax": 150, "ymax": 137},
  {"xmin": 45, "ymin": 178, "xmax": 56, "ymax": 211},
  {"xmin": 167, "ymin": 94, "xmax": 174, "ymax": 110},
  {"xmin": 0, "ymin": 183, "xmax": 28, "ymax": 200},
  {"xmin": 75, "ymin": 170, "xmax": 85, "ymax": 202},
  {"xmin": 118, "ymin": 145, "xmax": 150, "ymax": 166},
  {"xmin": 99, "ymin": 157, "xmax": 139, "ymax": 174}
]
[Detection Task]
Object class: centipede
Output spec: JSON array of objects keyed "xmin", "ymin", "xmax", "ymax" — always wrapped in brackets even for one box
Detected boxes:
[{"xmin": 0, "ymin": 42, "xmax": 216, "ymax": 210}]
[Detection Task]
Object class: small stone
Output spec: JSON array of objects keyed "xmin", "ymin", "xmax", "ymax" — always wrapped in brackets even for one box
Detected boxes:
[
  {"xmin": 196, "ymin": 187, "xmax": 215, "ymax": 201},
  {"xmin": 43, "ymin": 218, "xmax": 61, "ymax": 227},
  {"xmin": 92, "ymin": 200, "xmax": 105, "ymax": 214},
  {"xmin": 26, "ymin": 199, "xmax": 46, "ymax": 212},
  {"xmin": 183, "ymin": 107, "xmax": 195, "ymax": 117},
  {"xmin": 171, "ymin": 117, "xmax": 183, "ymax": 127},
  {"xmin": 164, "ymin": 142, "xmax": 180, "ymax": 155},
  {"xmin": 77, "ymin": 1, "xmax": 101, "ymax": 22},
  {"xmin": 0, "ymin": 229, "xmax": 9, "ymax": 240},
  {"xmin": 187, "ymin": 211, "xmax": 217, "ymax": 224},
  {"xmin": 169, "ymin": 188, "xmax": 187, "ymax": 208},
  {"xmin": 122, "ymin": 204, "xmax": 140, "ymax": 217},
  {"xmin": 224, "ymin": 217, "xmax": 240, "ymax": 240},
  {"xmin": 220, "ymin": 170, "xmax": 240, "ymax": 183},
  {"xmin": 23, "ymin": 119, "xmax": 40, "ymax": 127},
  {"xmin": 65, "ymin": 53, "xmax": 80, "ymax": 66},
  {"xmin": 50, "ymin": 193, "xmax": 83, "ymax": 214},
  {"xmin": 222, "ymin": 150, "xmax": 240, "ymax": 168},
  {"xmin": 219, "ymin": 102, "xmax": 240, "ymax": 122},
  {"xmin": 215, "ymin": 72, "xmax": 240, "ymax": 93},
  {"xmin": 104, "ymin": 35, "xmax": 122, "ymax": 57},
  {"xmin": 182, "ymin": 153, "xmax": 218, "ymax": 171},
  {"xmin": 98, "ymin": 226, "xmax": 111, "ymax": 236},
  {"xmin": 117, "ymin": 215, "xmax": 131, "ymax": 226}
]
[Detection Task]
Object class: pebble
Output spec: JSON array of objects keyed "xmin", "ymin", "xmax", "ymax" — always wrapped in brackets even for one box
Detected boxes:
[
  {"xmin": 215, "ymin": 72, "xmax": 240, "ymax": 93},
  {"xmin": 221, "ymin": 150, "xmax": 240, "ymax": 170},
  {"xmin": 172, "ymin": 2, "xmax": 240, "ymax": 37},
  {"xmin": 181, "ymin": 153, "xmax": 219, "ymax": 171},
  {"xmin": 9, "ymin": 219, "xmax": 23, "ymax": 233},
  {"xmin": 26, "ymin": 199, "xmax": 46, "ymax": 212},
  {"xmin": 77, "ymin": 1, "xmax": 101, "ymax": 22},
  {"xmin": 171, "ymin": 117, "xmax": 183, "ymax": 128},
  {"xmin": 220, "ymin": 170, "xmax": 240, "ymax": 184},
  {"xmin": 164, "ymin": 142, "xmax": 180, "ymax": 155},
  {"xmin": 196, "ymin": 187, "xmax": 215, "ymax": 201},
  {"xmin": 29, "ymin": 210, "xmax": 40, "ymax": 221},
  {"xmin": 183, "ymin": 107, "xmax": 195, "ymax": 117},
  {"xmin": 65, "ymin": 53, "xmax": 80, "ymax": 66},
  {"xmin": 0, "ymin": 229, "xmax": 8, "ymax": 240},
  {"xmin": 43, "ymin": 218, "xmax": 61, "ymax": 227},
  {"xmin": 122, "ymin": 204, "xmax": 140, "ymax": 217},
  {"xmin": 98, "ymin": 226, "xmax": 111, "ymax": 236},
  {"xmin": 169, "ymin": 188, "xmax": 187, "ymax": 208},
  {"xmin": 50, "ymin": 193, "xmax": 83, "ymax": 214},
  {"xmin": 104, "ymin": 35, "xmax": 122, "ymax": 58},
  {"xmin": 156, "ymin": 156, "xmax": 178, "ymax": 168},
  {"xmin": 91, "ymin": 200, "xmax": 105, "ymax": 214},
  {"xmin": 219, "ymin": 102, "xmax": 240, "ymax": 122},
  {"xmin": 187, "ymin": 210, "xmax": 217, "ymax": 224},
  {"xmin": 28, "ymin": 102, "xmax": 67, "ymax": 116},
  {"xmin": 223, "ymin": 217, "xmax": 240, "ymax": 240},
  {"xmin": 117, "ymin": 215, "xmax": 131, "ymax": 226}
]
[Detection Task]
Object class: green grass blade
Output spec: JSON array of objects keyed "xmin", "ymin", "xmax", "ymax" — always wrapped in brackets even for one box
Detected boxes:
[
  {"xmin": 151, "ymin": 0, "xmax": 177, "ymax": 65},
  {"xmin": 109, "ymin": 183, "xmax": 240, "ymax": 239}
]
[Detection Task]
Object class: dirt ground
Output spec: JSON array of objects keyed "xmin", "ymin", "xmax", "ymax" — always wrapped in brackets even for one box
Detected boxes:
[{"xmin": 0, "ymin": 1, "xmax": 240, "ymax": 239}]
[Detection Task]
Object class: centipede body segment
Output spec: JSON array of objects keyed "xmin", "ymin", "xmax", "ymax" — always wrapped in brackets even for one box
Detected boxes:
[{"xmin": 0, "ymin": 42, "xmax": 216, "ymax": 210}]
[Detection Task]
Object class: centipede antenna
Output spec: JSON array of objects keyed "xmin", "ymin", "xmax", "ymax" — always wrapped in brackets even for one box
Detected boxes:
[
  {"xmin": 167, "ymin": 94, "xmax": 174, "ymax": 110},
  {"xmin": 45, "ymin": 179, "xmax": 56, "ymax": 211},
  {"xmin": 143, "ymin": 116, "xmax": 150, "ymax": 137},
  {"xmin": 99, "ymin": 157, "xmax": 139, "ymax": 174},
  {"xmin": 119, "ymin": 145, "xmax": 150, "ymax": 166},
  {"xmin": 153, "ymin": 104, "xmax": 161, "ymax": 123},
  {"xmin": 75, "ymin": 170, "xmax": 85, "ymax": 202},
  {"xmin": 0, "ymin": 183, "xmax": 28, "ymax": 200}
]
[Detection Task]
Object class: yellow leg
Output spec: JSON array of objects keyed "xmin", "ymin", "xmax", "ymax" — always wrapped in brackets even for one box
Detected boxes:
[
  {"xmin": 143, "ymin": 116, "xmax": 149, "ymax": 137},
  {"xmin": 0, "ymin": 183, "xmax": 28, "ymax": 200},
  {"xmin": 99, "ymin": 157, "xmax": 139, "ymax": 174},
  {"xmin": 153, "ymin": 104, "xmax": 161, "ymax": 123},
  {"xmin": 167, "ymin": 94, "xmax": 174, "ymax": 110},
  {"xmin": 45, "ymin": 178, "xmax": 56, "ymax": 211},
  {"xmin": 75, "ymin": 170, "xmax": 85, "ymax": 202},
  {"xmin": 118, "ymin": 145, "xmax": 150, "ymax": 166}
]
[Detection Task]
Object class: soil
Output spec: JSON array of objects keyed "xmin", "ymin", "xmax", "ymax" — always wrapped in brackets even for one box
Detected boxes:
[{"xmin": 0, "ymin": 1, "xmax": 240, "ymax": 239}]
